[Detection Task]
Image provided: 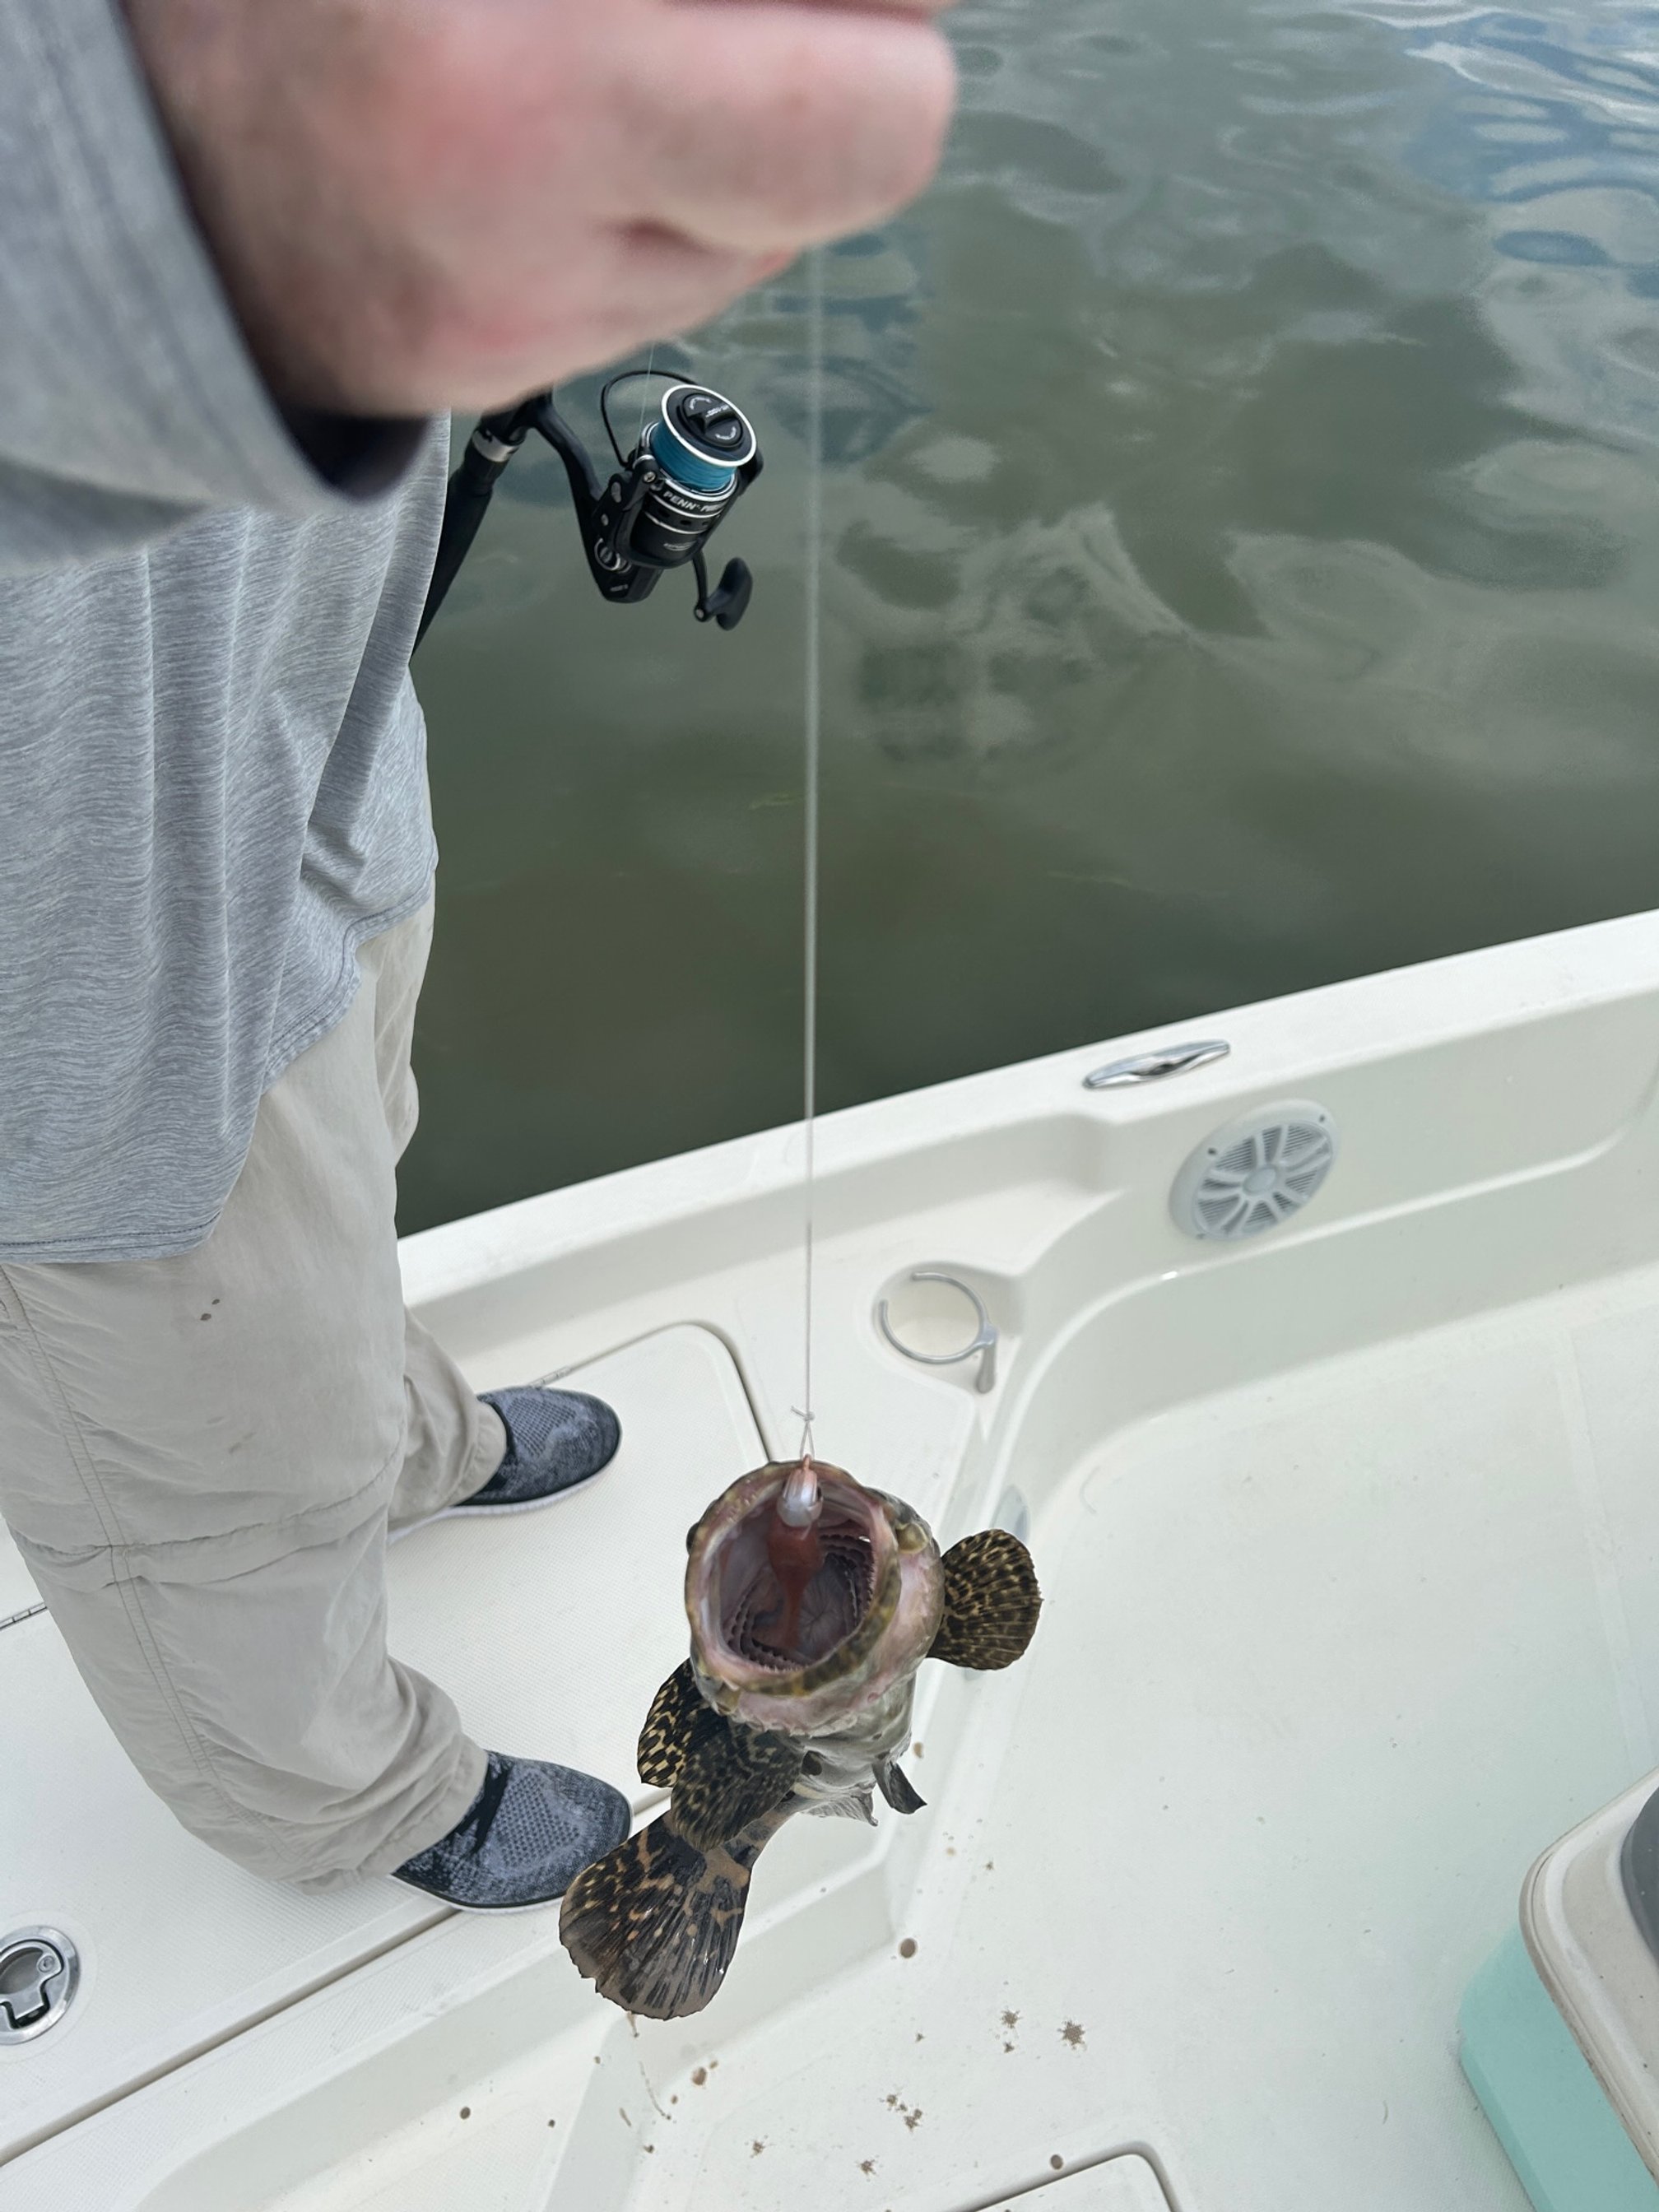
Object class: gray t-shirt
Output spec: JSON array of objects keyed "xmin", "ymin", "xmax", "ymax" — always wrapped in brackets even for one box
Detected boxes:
[{"xmin": 1, "ymin": 2, "xmax": 445, "ymax": 1262}]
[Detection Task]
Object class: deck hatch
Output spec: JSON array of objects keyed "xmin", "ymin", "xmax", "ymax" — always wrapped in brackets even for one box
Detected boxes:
[
  {"xmin": 981, "ymin": 2151, "xmax": 1173, "ymax": 2209},
  {"xmin": 0, "ymin": 1324, "xmax": 766, "ymax": 2167}
]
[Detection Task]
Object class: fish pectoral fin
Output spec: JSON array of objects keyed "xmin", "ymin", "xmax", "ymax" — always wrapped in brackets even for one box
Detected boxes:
[
  {"xmin": 637, "ymin": 1661, "xmax": 712, "ymax": 1788},
  {"xmin": 671, "ymin": 1722, "xmax": 804, "ymax": 1853},
  {"xmin": 929, "ymin": 1527, "xmax": 1043, "ymax": 1671},
  {"xmin": 876, "ymin": 1759, "xmax": 926, "ymax": 1815},
  {"xmin": 559, "ymin": 1805, "xmax": 790, "ymax": 2020}
]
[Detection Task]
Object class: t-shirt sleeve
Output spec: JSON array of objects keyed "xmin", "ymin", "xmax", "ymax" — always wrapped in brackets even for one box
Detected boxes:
[{"xmin": 0, "ymin": 0, "xmax": 429, "ymax": 576}]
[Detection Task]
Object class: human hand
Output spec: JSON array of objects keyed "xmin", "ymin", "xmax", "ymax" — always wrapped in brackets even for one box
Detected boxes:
[{"xmin": 123, "ymin": 0, "xmax": 957, "ymax": 417}]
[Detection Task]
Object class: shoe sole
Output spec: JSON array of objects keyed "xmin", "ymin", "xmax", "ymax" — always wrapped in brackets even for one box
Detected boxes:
[
  {"xmin": 388, "ymin": 1457, "xmax": 613, "ymax": 1547},
  {"xmin": 387, "ymin": 1875, "xmax": 573, "ymax": 1914},
  {"xmin": 387, "ymin": 1811, "xmax": 635, "ymax": 1914}
]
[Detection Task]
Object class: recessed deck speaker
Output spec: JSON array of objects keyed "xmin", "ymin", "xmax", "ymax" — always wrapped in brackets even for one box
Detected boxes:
[{"xmin": 1170, "ymin": 1100, "xmax": 1338, "ymax": 1242}]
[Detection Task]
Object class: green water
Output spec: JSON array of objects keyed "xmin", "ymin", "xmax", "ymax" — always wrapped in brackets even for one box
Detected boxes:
[{"xmin": 402, "ymin": 0, "xmax": 1659, "ymax": 1233}]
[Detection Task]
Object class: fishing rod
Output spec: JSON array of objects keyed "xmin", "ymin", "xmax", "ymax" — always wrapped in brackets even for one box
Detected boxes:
[
  {"xmin": 418, "ymin": 349, "xmax": 817, "ymax": 1533},
  {"xmin": 416, "ymin": 369, "xmax": 763, "ymax": 647}
]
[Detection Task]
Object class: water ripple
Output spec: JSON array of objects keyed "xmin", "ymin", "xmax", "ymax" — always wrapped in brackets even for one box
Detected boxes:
[{"xmin": 407, "ymin": 0, "xmax": 1659, "ymax": 1228}]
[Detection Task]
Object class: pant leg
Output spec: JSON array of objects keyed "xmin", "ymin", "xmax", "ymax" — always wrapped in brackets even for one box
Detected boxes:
[
  {"xmin": 0, "ymin": 906, "xmax": 490, "ymax": 1889},
  {"xmin": 362, "ymin": 900, "xmax": 509, "ymax": 1528},
  {"xmin": 394, "ymin": 1310, "xmax": 507, "ymax": 1527}
]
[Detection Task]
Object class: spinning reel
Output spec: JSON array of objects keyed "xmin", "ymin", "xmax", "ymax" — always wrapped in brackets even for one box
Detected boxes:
[{"xmin": 417, "ymin": 370, "xmax": 762, "ymax": 647}]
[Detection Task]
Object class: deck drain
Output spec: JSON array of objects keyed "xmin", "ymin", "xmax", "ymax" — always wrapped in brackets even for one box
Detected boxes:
[{"xmin": 1171, "ymin": 1100, "xmax": 1338, "ymax": 1241}]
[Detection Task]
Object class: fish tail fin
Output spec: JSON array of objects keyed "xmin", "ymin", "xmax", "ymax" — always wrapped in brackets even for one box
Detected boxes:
[
  {"xmin": 559, "ymin": 1805, "xmax": 790, "ymax": 2019},
  {"xmin": 929, "ymin": 1527, "xmax": 1043, "ymax": 1671}
]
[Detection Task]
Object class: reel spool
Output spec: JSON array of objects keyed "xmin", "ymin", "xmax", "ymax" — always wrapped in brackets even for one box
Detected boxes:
[{"xmin": 626, "ymin": 384, "xmax": 758, "ymax": 577}]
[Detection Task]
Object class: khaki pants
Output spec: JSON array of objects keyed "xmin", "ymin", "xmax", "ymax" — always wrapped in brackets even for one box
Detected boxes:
[{"xmin": 0, "ymin": 907, "xmax": 500, "ymax": 1888}]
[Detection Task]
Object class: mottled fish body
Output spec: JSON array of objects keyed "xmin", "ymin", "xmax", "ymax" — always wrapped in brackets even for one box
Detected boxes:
[
  {"xmin": 560, "ymin": 1459, "xmax": 1041, "ymax": 2019},
  {"xmin": 783, "ymin": 1669, "xmax": 919, "ymax": 1825}
]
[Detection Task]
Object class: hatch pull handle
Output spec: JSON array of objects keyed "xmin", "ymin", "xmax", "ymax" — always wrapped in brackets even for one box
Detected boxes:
[
  {"xmin": 0, "ymin": 1930, "xmax": 77, "ymax": 2043},
  {"xmin": 1083, "ymin": 1039, "xmax": 1230, "ymax": 1090}
]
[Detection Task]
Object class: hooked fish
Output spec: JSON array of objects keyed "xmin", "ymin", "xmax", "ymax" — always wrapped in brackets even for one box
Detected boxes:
[{"xmin": 558, "ymin": 1456, "xmax": 1041, "ymax": 2019}]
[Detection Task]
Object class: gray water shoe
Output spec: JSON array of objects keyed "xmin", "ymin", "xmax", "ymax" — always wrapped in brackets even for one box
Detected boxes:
[
  {"xmin": 391, "ymin": 1751, "xmax": 630, "ymax": 1911},
  {"xmin": 413, "ymin": 1386, "xmax": 621, "ymax": 1538}
]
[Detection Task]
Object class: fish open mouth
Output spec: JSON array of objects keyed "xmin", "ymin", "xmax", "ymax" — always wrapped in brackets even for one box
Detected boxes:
[
  {"xmin": 721, "ymin": 1503, "xmax": 877, "ymax": 1671},
  {"xmin": 689, "ymin": 1462, "xmax": 942, "ymax": 1726}
]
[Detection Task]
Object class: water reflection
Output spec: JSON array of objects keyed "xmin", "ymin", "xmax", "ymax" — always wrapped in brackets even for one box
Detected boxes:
[
  {"xmin": 1390, "ymin": 7, "xmax": 1659, "ymax": 448},
  {"xmin": 402, "ymin": 0, "xmax": 1659, "ymax": 1234}
]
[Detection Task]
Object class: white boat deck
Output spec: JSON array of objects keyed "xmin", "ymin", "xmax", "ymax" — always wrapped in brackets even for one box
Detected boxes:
[{"xmin": 9, "ymin": 908, "xmax": 1659, "ymax": 2209}]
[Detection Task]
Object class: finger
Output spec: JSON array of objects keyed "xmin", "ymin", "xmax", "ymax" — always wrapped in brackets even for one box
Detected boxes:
[
  {"xmin": 450, "ymin": 229, "xmax": 783, "ymax": 407},
  {"xmin": 612, "ymin": 2, "xmax": 956, "ymax": 253},
  {"xmin": 593, "ymin": 226, "xmax": 793, "ymax": 356}
]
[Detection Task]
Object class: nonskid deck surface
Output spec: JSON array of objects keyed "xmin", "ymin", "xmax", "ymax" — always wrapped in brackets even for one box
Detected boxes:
[{"xmin": 13, "ymin": 1258, "xmax": 1659, "ymax": 2210}]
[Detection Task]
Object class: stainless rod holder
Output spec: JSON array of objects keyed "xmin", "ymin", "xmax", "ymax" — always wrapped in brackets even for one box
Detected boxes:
[{"xmin": 876, "ymin": 1271, "xmax": 998, "ymax": 1394}]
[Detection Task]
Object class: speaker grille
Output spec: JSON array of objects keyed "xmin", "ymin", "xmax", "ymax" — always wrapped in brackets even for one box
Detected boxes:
[{"xmin": 1171, "ymin": 1101, "xmax": 1338, "ymax": 1242}]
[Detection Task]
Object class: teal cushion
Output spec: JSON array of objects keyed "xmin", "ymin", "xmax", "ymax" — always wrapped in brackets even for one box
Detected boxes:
[{"xmin": 1461, "ymin": 1926, "xmax": 1659, "ymax": 2212}]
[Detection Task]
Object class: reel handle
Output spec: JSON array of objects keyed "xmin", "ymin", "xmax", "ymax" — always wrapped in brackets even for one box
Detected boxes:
[{"xmin": 693, "ymin": 552, "xmax": 754, "ymax": 632}]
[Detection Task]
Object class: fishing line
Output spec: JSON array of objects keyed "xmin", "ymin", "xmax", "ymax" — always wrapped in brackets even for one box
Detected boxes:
[
  {"xmin": 797, "ymin": 245, "xmax": 825, "ymax": 1474},
  {"xmin": 636, "ymin": 340, "xmax": 658, "ymax": 447}
]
